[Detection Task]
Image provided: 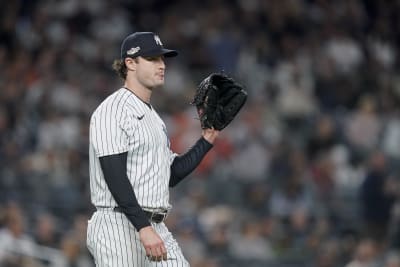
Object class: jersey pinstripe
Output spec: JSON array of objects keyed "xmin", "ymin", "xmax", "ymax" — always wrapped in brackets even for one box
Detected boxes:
[{"xmin": 89, "ymin": 88, "xmax": 177, "ymax": 210}]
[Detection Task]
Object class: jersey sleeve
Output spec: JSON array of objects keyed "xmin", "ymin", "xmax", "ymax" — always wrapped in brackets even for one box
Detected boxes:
[
  {"xmin": 90, "ymin": 107, "xmax": 135, "ymax": 157},
  {"xmin": 169, "ymin": 150, "xmax": 178, "ymax": 165}
]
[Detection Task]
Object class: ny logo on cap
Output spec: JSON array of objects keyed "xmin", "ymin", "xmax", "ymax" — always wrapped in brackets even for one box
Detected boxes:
[{"xmin": 154, "ymin": 35, "xmax": 163, "ymax": 46}]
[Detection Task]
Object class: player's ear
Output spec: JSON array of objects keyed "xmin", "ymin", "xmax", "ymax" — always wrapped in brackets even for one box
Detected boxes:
[{"xmin": 125, "ymin": 57, "xmax": 137, "ymax": 71}]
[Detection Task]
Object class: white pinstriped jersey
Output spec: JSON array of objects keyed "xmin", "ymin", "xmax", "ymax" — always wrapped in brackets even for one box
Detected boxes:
[{"xmin": 89, "ymin": 88, "xmax": 177, "ymax": 210}]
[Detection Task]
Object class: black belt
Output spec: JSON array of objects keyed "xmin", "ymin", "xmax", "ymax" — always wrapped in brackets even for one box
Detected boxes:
[{"xmin": 113, "ymin": 207, "xmax": 168, "ymax": 223}]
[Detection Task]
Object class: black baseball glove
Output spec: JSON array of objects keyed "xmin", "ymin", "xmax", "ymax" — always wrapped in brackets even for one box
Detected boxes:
[{"xmin": 191, "ymin": 73, "xmax": 247, "ymax": 130}]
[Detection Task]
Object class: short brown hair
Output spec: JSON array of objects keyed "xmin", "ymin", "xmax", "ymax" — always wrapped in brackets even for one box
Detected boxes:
[{"xmin": 112, "ymin": 59, "xmax": 127, "ymax": 79}]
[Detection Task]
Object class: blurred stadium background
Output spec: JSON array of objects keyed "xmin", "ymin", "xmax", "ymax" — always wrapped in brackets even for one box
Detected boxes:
[{"xmin": 1, "ymin": 0, "xmax": 400, "ymax": 266}]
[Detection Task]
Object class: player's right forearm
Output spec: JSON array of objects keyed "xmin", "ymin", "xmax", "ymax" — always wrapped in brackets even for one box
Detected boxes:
[{"xmin": 99, "ymin": 152, "xmax": 151, "ymax": 231}]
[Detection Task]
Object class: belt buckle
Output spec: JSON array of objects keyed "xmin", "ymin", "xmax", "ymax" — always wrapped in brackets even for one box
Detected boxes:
[
  {"xmin": 150, "ymin": 211, "xmax": 167, "ymax": 223},
  {"xmin": 149, "ymin": 212, "xmax": 157, "ymax": 222},
  {"xmin": 160, "ymin": 212, "xmax": 167, "ymax": 222}
]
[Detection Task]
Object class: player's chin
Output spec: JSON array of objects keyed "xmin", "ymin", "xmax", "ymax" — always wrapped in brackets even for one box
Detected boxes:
[{"xmin": 153, "ymin": 78, "xmax": 164, "ymax": 88}]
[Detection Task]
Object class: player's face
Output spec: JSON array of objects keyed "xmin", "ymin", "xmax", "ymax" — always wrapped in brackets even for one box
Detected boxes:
[{"xmin": 135, "ymin": 56, "xmax": 166, "ymax": 89}]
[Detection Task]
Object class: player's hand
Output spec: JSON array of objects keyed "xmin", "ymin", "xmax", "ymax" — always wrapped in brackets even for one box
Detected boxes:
[
  {"xmin": 139, "ymin": 226, "xmax": 168, "ymax": 261},
  {"xmin": 202, "ymin": 128, "xmax": 220, "ymax": 144}
]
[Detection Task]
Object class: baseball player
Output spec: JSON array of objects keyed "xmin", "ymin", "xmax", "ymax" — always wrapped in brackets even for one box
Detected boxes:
[{"xmin": 86, "ymin": 32, "xmax": 219, "ymax": 266}]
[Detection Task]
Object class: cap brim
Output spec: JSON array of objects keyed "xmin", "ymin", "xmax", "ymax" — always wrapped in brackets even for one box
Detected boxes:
[
  {"xmin": 140, "ymin": 48, "xmax": 178, "ymax": 58},
  {"xmin": 162, "ymin": 49, "xmax": 178, "ymax": 57}
]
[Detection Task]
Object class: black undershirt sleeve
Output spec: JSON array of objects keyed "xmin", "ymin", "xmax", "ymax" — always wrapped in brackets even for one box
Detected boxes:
[
  {"xmin": 170, "ymin": 137, "xmax": 213, "ymax": 187},
  {"xmin": 99, "ymin": 152, "xmax": 150, "ymax": 231}
]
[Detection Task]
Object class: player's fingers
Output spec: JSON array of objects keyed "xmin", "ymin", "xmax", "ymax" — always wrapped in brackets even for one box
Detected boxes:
[
  {"xmin": 160, "ymin": 243, "xmax": 167, "ymax": 255},
  {"xmin": 148, "ymin": 245, "xmax": 159, "ymax": 260},
  {"xmin": 145, "ymin": 247, "xmax": 152, "ymax": 259},
  {"xmin": 147, "ymin": 246, "xmax": 161, "ymax": 261},
  {"xmin": 147, "ymin": 248, "xmax": 156, "ymax": 261},
  {"xmin": 148, "ymin": 255, "xmax": 162, "ymax": 262},
  {"xmin": 160, "ymin": 243, "xmax": 167, "ymax": 261},
  {"xmin": 155, "ymin": 246, "xmax": 163, "ymax": 261}
]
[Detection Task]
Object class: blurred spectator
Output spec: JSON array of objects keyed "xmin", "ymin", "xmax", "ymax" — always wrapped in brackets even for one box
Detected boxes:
[
  {"xmin": 59, "ymin": 234, "xmax": 93, "ymax": 267},
  {"xmin": 324, "ymin": 29, "xmax": 364, "ymax": 75},
  {"xmin": 384, "ymin": 252, "xmax": 400, "ymax": 267},
  {"xmin": 58, "ymin": 214, "xmax": 93, "ymax": 267},
  {"xmin": 34, "ymin": 212, "xmax": 59, "ymax": 248},
  {"xmin": 382, "ymin": 112, "xmax": 400, "ymax": 160},
  {"xmin": 345, "ymin": 238, "xmax": 381, "ymax": 267},
  {"xmin": 312, "ymin": 239, "xmax": 340, "ymax": 267},
  {"xmin": 206, "ymin": 224, "xmax": 229, "ymax": 259},
  {"xmin": 307, "ymin": 114, "xmax": 340, "ymax": 161},
  {"xmin": 360, "ymin": 151, "xmax": 396, "ymax": 240},
  {"xmin": 176, "ymin": 218, "xmax": 207, "ymax": 265},
  {"xmin": 344, "ymin": 95, "xmax": 382, "ymax": 154},
  {"xmin": 228, "ymin": 220, "xmax": 274, "ymax": 261},
  {"xmin": 269, "ymin": 173, "xmax": 314, "ymax": 218},
  {"xmin": 0, "ymin": 202, "xmax": 43, "ymax": 267}
]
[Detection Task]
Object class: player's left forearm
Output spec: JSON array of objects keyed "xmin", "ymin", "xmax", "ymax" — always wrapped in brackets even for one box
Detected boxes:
[
  {"xmin": 169, "ymin": 137, "xmax": 213, "ymax": 187},
  {"xmin": 202, "ymin": 128, "xmax": 220, "ymax": 144}
]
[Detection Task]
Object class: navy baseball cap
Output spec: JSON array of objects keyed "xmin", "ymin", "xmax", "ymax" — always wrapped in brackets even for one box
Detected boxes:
[{"xmin": 120, "ymin": 32, "xmax": 178, "ymax": 59}]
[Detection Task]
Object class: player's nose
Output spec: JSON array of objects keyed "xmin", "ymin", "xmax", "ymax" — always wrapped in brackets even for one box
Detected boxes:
[{"xmin": 158, "ymin": 57, "xmax": 165, "ymax": 69}]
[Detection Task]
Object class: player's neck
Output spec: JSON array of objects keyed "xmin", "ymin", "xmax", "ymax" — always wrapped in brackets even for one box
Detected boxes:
[{"xmin": 124, "ymin": 79, "xmax": 152, "ymax": 104}]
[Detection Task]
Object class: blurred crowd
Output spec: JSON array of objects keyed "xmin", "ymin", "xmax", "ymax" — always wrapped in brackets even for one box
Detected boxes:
[{"xmin": 1, "ymin": 0, "xmax": 400, "ymax": 266}]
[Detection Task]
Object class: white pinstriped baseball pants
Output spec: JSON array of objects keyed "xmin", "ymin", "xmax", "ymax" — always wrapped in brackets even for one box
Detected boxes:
[{"xmin": 87, "ymin": 210, "xmax": 189, "ymax": 267}]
